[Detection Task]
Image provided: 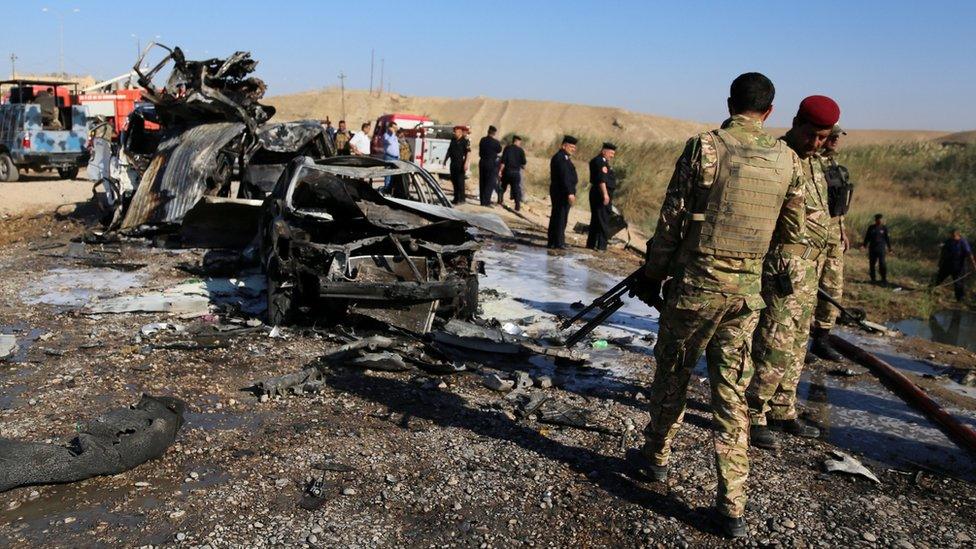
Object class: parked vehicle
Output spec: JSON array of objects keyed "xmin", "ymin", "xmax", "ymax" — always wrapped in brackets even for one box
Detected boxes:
[
  {"xmin": 370, "ymin": 113, "xmax": 454, "ymax": 177},
  {"xmin": 0, "ymin": 79, "xmax": 90, "ymax": 181},
  {"xmin": 259, "ymin": 155, "xmax": 512, "ymax": 329}
]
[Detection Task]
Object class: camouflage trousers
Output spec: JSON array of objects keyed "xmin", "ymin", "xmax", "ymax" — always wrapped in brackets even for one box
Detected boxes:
[
  {"xmin": 813, "ymin": 242, "xmax": 845, "ymax": 330},
  {"xmin": 747, "ymin": 253, "xmax": 824, "ymax": 425},
  {"xmin": 641, "ymin": 283, "xmax": 762, "ymax": 518}
]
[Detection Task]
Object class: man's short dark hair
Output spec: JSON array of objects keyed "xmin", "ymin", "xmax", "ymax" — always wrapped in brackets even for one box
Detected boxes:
[
  {"xmin": 361, "ymin": 122, "xmax": 370, "ymax": 131},
  {"xmin": 729, "ymin": 72, "xmax": 775, "ymax": 114},
  {"xmin": 512, "ymin": 135, "xmax": 521, "ymax": 141},
  {"xmin": 874, "ymin": 213, "xmax": 883, "ymax": 220},
  {"xmin": 338, "ymin": 119, "xmax": 345, "ymax": 124}
]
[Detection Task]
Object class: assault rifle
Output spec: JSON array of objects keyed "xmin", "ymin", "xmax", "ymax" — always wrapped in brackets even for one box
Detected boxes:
[{"xmin": 559, "ymin": 268, "xmax": 645, "ymax": 347}]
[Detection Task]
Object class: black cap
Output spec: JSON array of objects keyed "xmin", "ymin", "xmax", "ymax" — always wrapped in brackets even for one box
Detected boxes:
[
  {"xmin": 562, "ymin": 135, "xmax": 578, "ymax": 145},
  {"xmin": 874, "ymin": 213, "xmax": 883, "ymax": 220},
  {"xmin": 602, "ymin": 142, "xmax": 617, "ymax": 151},
  {"xmin": 511, "ymin": 134, "xmax": 521, "ymax": 141},
  {"xmin": 488, "ymin": 125, "xmax": 497, "ymax": 133}
]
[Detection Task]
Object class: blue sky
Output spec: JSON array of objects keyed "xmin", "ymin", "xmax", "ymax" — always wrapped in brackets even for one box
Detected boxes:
[{"xmin": 3, "ymin": 0, "xmax": 974, "ymax": 130}]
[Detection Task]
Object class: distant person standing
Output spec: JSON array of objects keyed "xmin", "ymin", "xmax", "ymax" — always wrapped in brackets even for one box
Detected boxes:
[
  {"xmin": 349, "ymin": 122, "xmax": 371, "ymax": 156},
  {"xmin": 936, "ymin": 229, "xmax": 976, "ymax": 301},
  {"xmin": 334, "ymin": 120, "xmax": 351, "ymax": 155},
  {"xmin": 586, "ymin": 142, "xmax": 618, "ymax": 251},
  {"xmin": 498, "ymin": 135, "xmax": 527, "ymax": 210},
  {"xmin": 863, "ymin": 213, "xmax": 892, "ymax": 284},
  {"xmin": 323, "ymin": 117, "xmax": 337, "ymax": 144},
  {"xmin": 547, "ymin": 135, "xmax": 578, "ymax": 250},
  {"xmin": 397, "ymin": 128, "xmax": 413, "ymax": 160},
  {"xmin": 444, "ymin": 126, "xmax": 471, "ymax": 205},
  {"xmin": 478, "ymin": 126, "xmax": 502, "ymax": 206},
  {"xmin": 382, "ymin": 122, "xmax": 400, "ymax": 191}
]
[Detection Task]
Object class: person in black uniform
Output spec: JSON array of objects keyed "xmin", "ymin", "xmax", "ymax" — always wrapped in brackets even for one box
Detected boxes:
[
  {"xmin": 586, "ymin": 142, "xmax": 618, "ymax": 250},
  {"xmin": 547, "ymin": 135, "xmax": 578, "ymax": 249},
  {"xmin": 478, "ymin": 125, "xmax": 503, "ymax": 206},
  {"xmin": 443, "ymin": 126, "xmax": 471, "ymax": 205},
  {"xmin": 498, "ymin": 135, "xmax": 527, "ymax": 210},
  {"xmin": 863, "ymin": 213, "xmax": 892, "ymax": 284}
]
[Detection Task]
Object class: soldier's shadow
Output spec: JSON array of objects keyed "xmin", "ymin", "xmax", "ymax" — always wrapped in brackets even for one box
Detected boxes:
[{"xmin": 323, "ymin": 368, "xmax": 721, "ymax": 535}]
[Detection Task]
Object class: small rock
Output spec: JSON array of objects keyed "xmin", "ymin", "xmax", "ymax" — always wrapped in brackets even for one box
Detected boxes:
[
  {"xmin": 170, "ymin": 510, "xmax": 186, "ymax": 519},
  {"xmin": 342, "ymin": 487, "xmax": 357, "ymax": 496},
  {"xmin": 385, "ymin": 474, "xmax": 397, "ymax": 484},
  {"xmin": 189, "ymin": 471, "xmax": 200, "ymax": 480},
  {"xmin": 307, "ymin": 534, "xmax": 318, "ymax": 544},
  {"xmin": 28, "ymin": 490, "xmax": 40, "ymax": 500},
  {"xmin": 259, "ymin": 394, "xmax": 270, "ymax": 403},
  {"xmin": 956, "ymin": 532, "xmax": 972, "ymax": 542},
  {"xmin": 176, "ymin": 532, "xmax": 186, "ymax": 541},
  {"xmin": 862, "ymin": 532, "xmax": 877, "ymax": 542},
  {"xmin": 782, "ymin": 518, "xmax": 796, "ymax": 529},
  {"xmin": 28, "ymin": 399, "xmax": 37, "ymax": 406},
  {"xmin": 63, "ymin": 517, "xmax": 76, "ymax": 524},
  {"xmin": 513, "ymin": 371, "xmax": 532, "ymax": 390},
  {"xmin": 253, "ymin": 521, "xmax": 264, "ymax": 529},
  {"xmin": 534, "ymin": 375, "xmax": 553, "ymax": 389},
  {"xmin": 483, "ymin": 374, "xmax": 514, "ymax": 392},
  {"xmin": 274, "ymin": 478, "xmax": 290, "ymax": 488},
  {"xmin": 134, "ymin": 481, "xmax": 150, "ymax": 487},
  {"xmin": 446, "ymin": 476, "xmax": 459, "ymax": 486}
]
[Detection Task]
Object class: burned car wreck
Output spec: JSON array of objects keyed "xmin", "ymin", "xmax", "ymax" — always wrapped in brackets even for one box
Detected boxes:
[
  {"xmin": 107, "ymin": 43, "xmax": 331, "ymax": 235},
  {"xmin": 260, "ymin": 155, "xmax": 512, "ymax": 331}
]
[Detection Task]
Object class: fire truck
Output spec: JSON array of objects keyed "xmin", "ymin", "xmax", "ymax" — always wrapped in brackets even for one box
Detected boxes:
[{"xmin": 370, "ymin": 113, "xmax": 456, "ymax": 177}]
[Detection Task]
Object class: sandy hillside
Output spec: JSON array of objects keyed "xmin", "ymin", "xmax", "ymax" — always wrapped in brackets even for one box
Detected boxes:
[
  {"xmin": 936, "ymin": 130, "xmax": 976, "ymax": 144},
  {"xmin": 267, "ymin": 87, "xmax": 949, "ymax": 145},
  {"xmin": 266, "ymin": 88, "xmax": 708, "ymax": 144}
]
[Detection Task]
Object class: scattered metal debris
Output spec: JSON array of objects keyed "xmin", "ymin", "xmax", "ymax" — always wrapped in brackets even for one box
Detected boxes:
[
  {"xmin": 822, "ymin": 450, "xmax": 881, "ymax": 483},
  {"xmin": 0, "ymin": 395, "xmax": 185, "ymax": 493}
]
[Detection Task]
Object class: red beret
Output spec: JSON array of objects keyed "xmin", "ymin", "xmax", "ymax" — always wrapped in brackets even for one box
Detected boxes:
[{"xmin": 797, "ymin": 95, "xmax": 840, "ymax": 128}]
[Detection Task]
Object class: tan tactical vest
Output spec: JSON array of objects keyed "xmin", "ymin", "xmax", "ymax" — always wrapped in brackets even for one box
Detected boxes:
[{"xmin": 684, "ymin": 129, "xmax": 794, "ymax": 259}]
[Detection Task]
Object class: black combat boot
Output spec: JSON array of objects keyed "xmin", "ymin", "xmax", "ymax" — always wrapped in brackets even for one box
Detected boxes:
[
  {"xmin": 809, "ymin": 327, "xmax": 844, "ymax": 362},
  {"xmin": 749, "ymin": 424, "xmax": 780, "ymax": 450},
  {"xmin": 625, "ymin": 448, "xmax": 668, "ymax": 482},
  {"xmin": 769, "ymin": 418, "xmax": 820, "ymax": 438},
  {"xmin": 715, "ymin": 512, "xmax": 748, "ymax": 538}
]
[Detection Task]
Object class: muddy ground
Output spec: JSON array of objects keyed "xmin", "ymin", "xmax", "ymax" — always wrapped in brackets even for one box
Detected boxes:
[{"xmin": 1, "ymin": 204, "xmax": 975, "ymax": 548}]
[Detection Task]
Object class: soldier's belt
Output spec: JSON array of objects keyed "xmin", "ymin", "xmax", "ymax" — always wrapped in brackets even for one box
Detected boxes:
[{"xmin": 779, "ymin": 243, "xmax": 825, "ymax": 261}]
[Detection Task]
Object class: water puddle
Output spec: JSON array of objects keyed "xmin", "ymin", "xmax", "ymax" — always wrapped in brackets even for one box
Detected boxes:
[
  {"xmin": 21, "ymin": 268, "xmax": 145, "ymax": 309},
  {"xmin": 479, "ymin": 240, "xmax": 976, "ymax": 479},
  {"xmin": 891, "ymin": 309, "xmax": 976, "ymax": 353}
]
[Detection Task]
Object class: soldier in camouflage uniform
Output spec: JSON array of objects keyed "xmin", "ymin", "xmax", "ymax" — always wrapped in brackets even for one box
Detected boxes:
[
  {"xmin": 747, "ymin": 97, "xmax": 842, "ymax": 450},
  {"xmin": 629, "ymin": 73, "xmax": 806, "ymax": 538},
  {"xmin": 809, "ymin": 125, "xmax": 852, "ymax": 361}
]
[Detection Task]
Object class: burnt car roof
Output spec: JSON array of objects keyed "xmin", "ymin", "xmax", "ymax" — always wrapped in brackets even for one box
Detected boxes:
[{"xmin": 283, "ymin": 157, "xmax": 513, "ymax": 237}]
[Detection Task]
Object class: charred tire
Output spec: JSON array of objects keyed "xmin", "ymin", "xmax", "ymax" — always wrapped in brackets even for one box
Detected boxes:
[
  {"xmin": 57, "ymin": 167, "xmax": 79, "ymax": 180},
  {"xmin": 0, "ymin": 154, "xmax": 19, "ymax": 182}
]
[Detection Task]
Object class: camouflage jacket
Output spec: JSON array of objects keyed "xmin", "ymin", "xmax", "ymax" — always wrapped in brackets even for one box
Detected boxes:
[
  {"xmin": 780, "ymin": 138, "xmax": 831, "ymax": 252},
  {"xmin": 644, "ymin": 115, "xmax": 805, "ymax": 296}
]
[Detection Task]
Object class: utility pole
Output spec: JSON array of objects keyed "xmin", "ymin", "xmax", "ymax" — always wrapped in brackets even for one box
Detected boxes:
[
  {"xmin": 338, "ymin": 71, "xmax": 347, "ymax": 121},
  {"xmin": 379, "ymin": 58, "xmax": 384, "ymax": 98},
  {"xmin": 9, "ymin": 53, "xmax": 17, "ymax": 79},
  {"xmin": 42, "ymin": 7, "xmax": 80, "ymax": 77},
  {"xmin": 369, "ymin": 49, "xmax": 374, "ymax": 94}
]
